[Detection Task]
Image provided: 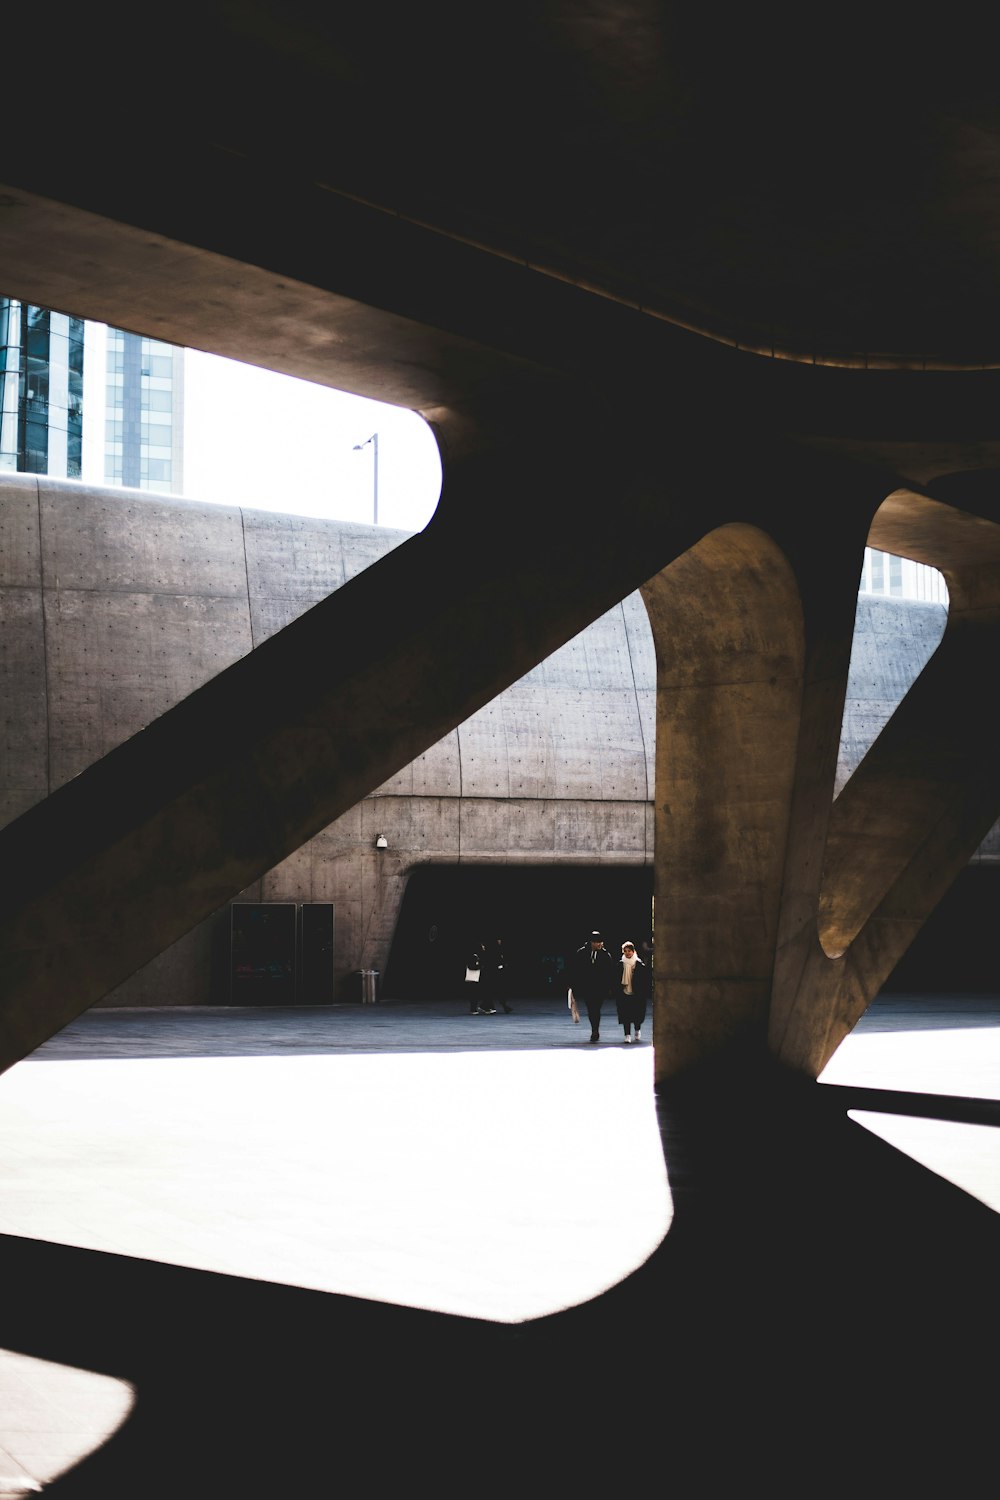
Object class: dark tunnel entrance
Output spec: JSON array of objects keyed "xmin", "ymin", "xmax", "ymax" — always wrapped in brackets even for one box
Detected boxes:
[
  {"xmin": 381, "ymin": 861, "xmax": 999, "ymax": 1004},
  {"xmin": 383, "ymin": 864, "xmax": 654, "ymax": 1002},
  {"xmin": 880, "ymin": 864, "xmax": 1000, "ymax": 995}
]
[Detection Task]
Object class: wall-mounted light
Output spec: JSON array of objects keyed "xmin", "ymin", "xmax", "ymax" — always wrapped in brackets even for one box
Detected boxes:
[{"xmin": 375, "ymin": 834, "xmax": 388, "ymax": 849}]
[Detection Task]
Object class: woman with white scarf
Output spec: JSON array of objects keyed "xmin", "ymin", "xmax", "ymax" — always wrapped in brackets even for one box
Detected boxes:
[{"xmin": 616, "ymin": 941, "xmax": 649, "ymax": 1044}]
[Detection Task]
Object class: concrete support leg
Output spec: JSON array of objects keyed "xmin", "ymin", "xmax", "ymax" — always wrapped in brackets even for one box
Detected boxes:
[
  {"xmin": 771, "ymin": 492, "xmax": 1000, "ymax": 1074},
  {"xmin": 642, "ymin": 467, "xmax": 1000, "ymax": 1084},
  {"xmin": 642, "ymin": 522, "xmax": 813, "ymax": 1079}
]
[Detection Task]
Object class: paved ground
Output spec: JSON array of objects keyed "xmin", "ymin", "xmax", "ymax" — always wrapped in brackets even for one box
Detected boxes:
[
  {"xmin": 0, "ymin": 991, "xmax": 997, "ymax": 1496},
  {"xmin": 0, "ymin": 999, "xmax": 672, "ymax": 1327}
]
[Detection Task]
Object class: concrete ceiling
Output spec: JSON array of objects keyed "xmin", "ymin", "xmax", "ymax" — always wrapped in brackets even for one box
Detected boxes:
[{"xmin": 4, "ymin": 3, "xmax": 1000, "ymax": 495}]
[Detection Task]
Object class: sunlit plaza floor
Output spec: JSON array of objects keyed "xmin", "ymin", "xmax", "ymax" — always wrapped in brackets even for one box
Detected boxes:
[{"xmin": 0, "ymin": 991, "xmax": 997, "ymax": 1494}]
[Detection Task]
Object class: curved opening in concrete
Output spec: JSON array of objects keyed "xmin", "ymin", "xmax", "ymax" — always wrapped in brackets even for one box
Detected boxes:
[
  {"xmin": 818, "ymin": 518, "xmax": 955, "ymax": 960},
  {"xmin": 832, "ymin": 551, "xmax": 949, "ymax": 805},
  {"xmin": 74, "ymin": 314, "xmax": 444, "ymax": 530}
]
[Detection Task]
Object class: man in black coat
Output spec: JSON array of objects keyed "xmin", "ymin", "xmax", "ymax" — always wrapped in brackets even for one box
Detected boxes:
[{"xmin": 567, "ymin": 930, "xmax": 616, "ymax": 1043}]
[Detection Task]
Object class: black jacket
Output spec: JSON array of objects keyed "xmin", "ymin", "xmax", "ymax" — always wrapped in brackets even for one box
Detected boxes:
[{"xmin": 567, "ymin": 943, "xmax": 616, "ymax": 1002}]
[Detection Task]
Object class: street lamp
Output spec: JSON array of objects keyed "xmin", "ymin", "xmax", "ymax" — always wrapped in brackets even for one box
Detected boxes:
[{"xmin": 353, "ymin": 432, "xmax": 379, "ymax": 524}]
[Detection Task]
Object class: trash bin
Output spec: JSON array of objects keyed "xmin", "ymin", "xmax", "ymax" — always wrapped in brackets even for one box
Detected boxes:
[{"xmin": 361, "ymin": 968, "xmax": 380, "ymax": 1004}]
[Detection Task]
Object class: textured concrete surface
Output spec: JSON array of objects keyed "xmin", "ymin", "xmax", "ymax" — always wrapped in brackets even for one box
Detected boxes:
[{"xmin": 2, "ymin": 473, "xmax": 982, "ymax": 1015}]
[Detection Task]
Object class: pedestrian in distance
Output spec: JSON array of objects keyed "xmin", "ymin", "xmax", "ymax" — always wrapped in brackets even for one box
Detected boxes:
[
  {"xmin": 473, "ymin": 936, "xmax": 511, "ymax": 1014},
  {"xmin": 490, "ymin": 936, "xmax": 513, "ymax": 1013},
  {"xmin": 566, "ymin": 930, "xmax": 616, "ymax": 1043},
  {"xmin": 617, "ymin": 940, "xmax": 649, "ymax": 1044},
  {"xmin": 465, "ymin": 941, "xmax": 487, "ymax": 1014},
  {"xmin": 465, "ymin": 938, "xmax": 512, "ymax": 1014}
]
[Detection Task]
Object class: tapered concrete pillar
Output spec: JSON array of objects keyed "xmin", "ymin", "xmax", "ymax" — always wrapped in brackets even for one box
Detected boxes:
[
  {"xmin": 641, "ymin": 524, "xmax": 805, "ymax": 1076},
  {"xmin": 644, "ymin": 471, "xmax": 1000, "ymax": 1084}
]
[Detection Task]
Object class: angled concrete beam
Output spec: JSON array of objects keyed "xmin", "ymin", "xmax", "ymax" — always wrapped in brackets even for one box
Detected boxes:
[{"xmin": 0, "ymin": 394, "xmax": 715, "ymax": 1073}]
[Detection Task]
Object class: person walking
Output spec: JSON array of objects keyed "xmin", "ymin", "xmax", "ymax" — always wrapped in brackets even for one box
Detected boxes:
[
  {"xmin": 474, "ymin": 936, "xmax": 512, "ymax": 1014},
  {"xmin": 465, "ymin": 941, "xmax": 487, "ymax": 1014},
  {"xmin": 489, "ymin": 936, "xmax": 513, "ymax": 1013},
  {"xmin": 617, "ymin": 940, "xmax": 650, "ymax": 1044},
  {"xmin": 466, "ymin": 938, "xmax": 512, "ymax": 1014},
  {"xmin": 567, "ymin": 930, "xmax": 616, "ymax": 1043}
]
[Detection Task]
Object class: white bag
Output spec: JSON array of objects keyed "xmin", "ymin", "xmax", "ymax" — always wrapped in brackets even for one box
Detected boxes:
[{"xmin": 465, "ymin": 967, "xmax": 480, "ymax": 983}]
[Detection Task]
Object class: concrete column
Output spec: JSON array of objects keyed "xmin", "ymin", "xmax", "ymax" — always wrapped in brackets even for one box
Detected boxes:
[{"xmin": 642, "ymin": 525, "xmax": 803, "ymax": 1075}]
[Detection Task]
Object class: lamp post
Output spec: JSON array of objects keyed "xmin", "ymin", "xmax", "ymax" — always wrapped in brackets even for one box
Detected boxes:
[{"xmin": 353, "ymin": 432, "xmax": 379, "ymax": 524}]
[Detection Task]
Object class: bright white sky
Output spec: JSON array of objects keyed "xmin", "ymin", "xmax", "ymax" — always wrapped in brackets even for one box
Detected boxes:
[
  {"xmin": 81, "ymin": 325, "xmax": 442, "ymax": 533},
  {"xmin": 182, "ymin": 350, "xmax": 442, "ymax": 531}
]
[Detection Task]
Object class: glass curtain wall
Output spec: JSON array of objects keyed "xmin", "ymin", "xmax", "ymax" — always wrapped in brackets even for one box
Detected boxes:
[
  {"xmin": 860, "ymin": 546, "xmax": 948, "ymax": 604},
  {"xmin": 104, "ymin": 330, "xmax": 183, "ymax": 494},
  {"xmin": 0, "ymin": 298, "xmax": 84, "ymax": 477}
]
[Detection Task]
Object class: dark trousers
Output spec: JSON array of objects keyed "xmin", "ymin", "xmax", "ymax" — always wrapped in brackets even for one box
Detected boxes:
[{"xmin": 585, "ymin": 999, "xmax": 604, "ymax": 1035}]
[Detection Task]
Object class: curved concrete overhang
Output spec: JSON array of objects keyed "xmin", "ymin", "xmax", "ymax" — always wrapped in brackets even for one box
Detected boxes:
[
  {"xmin": 5, "ymin": 6, "xmax": 1000, "ymax": 383},
  {"xmin": 5, "ymin": 181, "xmax": 1000, "ymax": 486}
]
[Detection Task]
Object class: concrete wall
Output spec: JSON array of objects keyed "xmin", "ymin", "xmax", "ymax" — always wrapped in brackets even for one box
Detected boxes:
[{"xmin": 1, "ymin": 472, "xmax": 989, "ymax": 1005}]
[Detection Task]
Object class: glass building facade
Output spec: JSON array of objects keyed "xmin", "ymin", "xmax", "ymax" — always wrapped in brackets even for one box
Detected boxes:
[
  {"xmin": 0, "ymin": 299, "xmax": 85, "ymax": 477},
  {"xmin": 860, "ymin": 546, "xmax": 948, "ymax": 604},
  {"xmin": 1, "ymin": 298, "xmax": 184, "ymax": 495},
  {"xmin": 103, "ymin": 328, "xmax": 184, "ymax": 494}
]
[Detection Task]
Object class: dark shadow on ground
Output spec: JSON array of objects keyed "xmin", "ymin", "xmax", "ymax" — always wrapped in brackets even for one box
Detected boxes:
[{"xmin": 3, "ymin": 1046, "xmax": 998, "ymax": 1495}]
